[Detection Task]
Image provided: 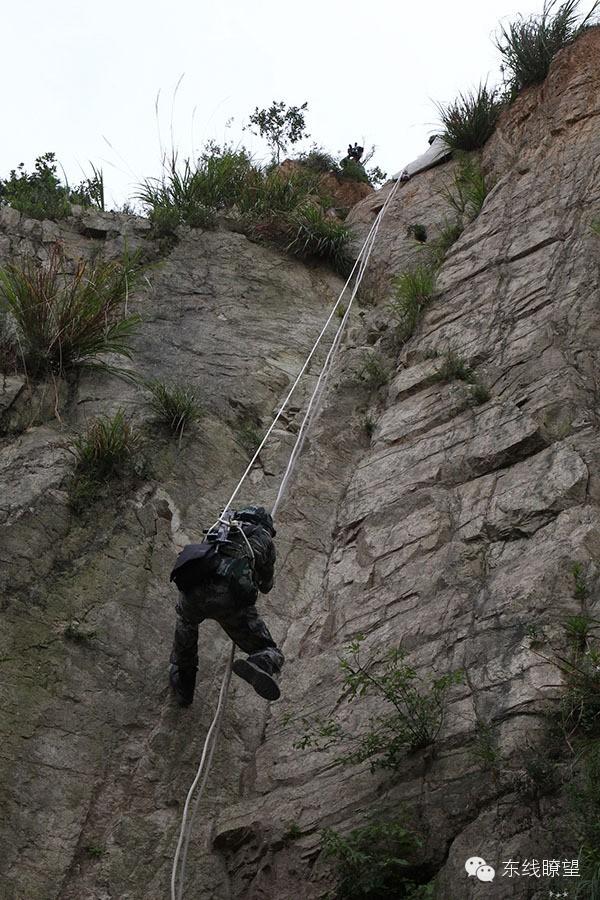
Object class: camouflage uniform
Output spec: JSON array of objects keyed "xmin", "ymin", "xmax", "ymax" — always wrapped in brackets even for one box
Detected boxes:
[{"xmin": 170, "ymin": 518, "xmax": 284, "ymax": 687}]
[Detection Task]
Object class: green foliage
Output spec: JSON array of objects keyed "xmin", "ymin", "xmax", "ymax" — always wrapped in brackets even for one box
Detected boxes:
[
  {"xmin": 296, "ymin": 637, "xmax": 462, "ymax": 770},
  {"xmin": 84, "ymin": 844, "xmax": 105, "ymax": 858},
  {"xmin": 145, "ymin": 379, "xmax": 202, "ymax": 440},
  {"xmin": 557, "ymin": 648, "xmax": 600, "ymax": 740},
  {"xmin": 470, "ymin": 722, "xmax": 503, "ymax": 773},
  {"xmin": 236, "ymin": 421, "xmax": 262, "ymax": 457},
  {"xmin": 468, "ymin": 382, "xmax": 491, "ymax": 405},
  {"xmin": 286, "ymin": 203, "xmax": 350, "ymax": 272},
  {"xmin": 0, "ymin": 246, "xmax": 141, "ymax": 377},
  {"xmin": 339, "ymin": 158, "xmax": 370, "ymax": 184},
  {"xmin": 407, "ymin": 224, "xmax": 428, "ymax": 244},
  {"xmin": 389, "ymin": 266, "xmax": 436, "ymax": 340},
  {"xmin": 321, "ymin": 820, "xmax": 429, "ymax": 900},
  {"xmin": 284, "ymin": 822, "xmax": 303, "ymax": 841},
  {"xmin": 356, "ymin": 352, "xmax": 389, "ymax": 389},
  {"xmin": 296, "ymin": 146, "xmax": 339, "ymax": 175},
  {"xmin": 425, "ymin": 221, "xmax": 464, "ymax": 269},
  {"xmin": 565, "ymin": 614, "xmax": 595, "ymax": 654},
  {"xmin": 495, "ymin": 0, "xmax": 599, "ymax": 94},
  {"xmin": 363, "ymin": 414, "xmax": 376, "ymax": 438},
  {"xmin": 69, "ymin": 410, "xmax": 142, "ymax": 481},
  {"xmin": 592, "ymin": 220, "xmax": 600, "ymax": 237},
  {"xmin": 570, "ymin": 744, "xmax": 600, "ymax": 897},
  {"xmin": 437, "ymin": 84, "xmax": 504, "ymax": 151},
  {"xmin": 247, "ymin": 99, "xmax": 309, "ymax": 163},
  {"xmin": 0, "ymin": 153, "xmax": 104, "ymax": 219},
  {"xmin": 432, "ymin": 350, "xmax": 475, "ymax": 383},
  {"xmin": 137, "ymin": 152, "xmax": 225, "ymax": 232},
  {"xmin": 442, "ymin": 155, "xmax": 490, "ymax": 222}
]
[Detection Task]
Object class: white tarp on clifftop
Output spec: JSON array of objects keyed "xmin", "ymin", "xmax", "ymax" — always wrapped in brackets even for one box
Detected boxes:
[{"xmin": 392, "ymin": 136, "xmax": 452, "ymax": 181}]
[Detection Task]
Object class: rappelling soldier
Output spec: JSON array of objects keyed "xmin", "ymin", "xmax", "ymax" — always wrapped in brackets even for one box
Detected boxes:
[
  {"xmin": 168, "ymin": 506, "xmax": 284, "ymax": 707},
  {"xmin": 347, "ymin": 142, "xmax": 364, "ymax": 163}
]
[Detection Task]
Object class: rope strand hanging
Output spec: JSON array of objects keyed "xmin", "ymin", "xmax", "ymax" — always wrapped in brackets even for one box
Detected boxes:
[{"xmin": 171, "ymin": 177, "xmax": 402, "ymax": 900}]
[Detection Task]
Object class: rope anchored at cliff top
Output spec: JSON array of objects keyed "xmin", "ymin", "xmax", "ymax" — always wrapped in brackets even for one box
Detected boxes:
[{"xmin": 171, "ymin": 177, "xmax": 402, "ymax": 900}]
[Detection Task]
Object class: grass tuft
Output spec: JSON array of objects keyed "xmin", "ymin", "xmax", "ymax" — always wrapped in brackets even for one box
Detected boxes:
[
  {"xmin": 145, "ymin": 380, "xmax": 202, "ymax": 440},
  {"xmin": 389, "ymin": 266, "xmax": 436, "ymax": 341},
  {"xmin": 286, "ymin": 203, "xmax": 350, "ymax": 272},
  {"xmin": 0, "ymin": 245, "xmax": 141, "ymax": 378},
  {"xmin": 69, "ymin": 410, "xmax": 142, "ymax": 481},
  {"xmin": 437, "ymin": 83, "xmax": 504, "ymax": 151},
  {"xmin": 441, "ymin": 154, "xmax": 490, "ymax": 222},
  {"xmin": 495, "ymin": 0, "xmax": 600, "ymax": 94}
]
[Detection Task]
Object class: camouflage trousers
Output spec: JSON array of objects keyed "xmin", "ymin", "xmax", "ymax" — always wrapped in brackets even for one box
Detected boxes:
[{"xmin": 170, "ymin": 579, "xmax": 284, "ymax": 676}]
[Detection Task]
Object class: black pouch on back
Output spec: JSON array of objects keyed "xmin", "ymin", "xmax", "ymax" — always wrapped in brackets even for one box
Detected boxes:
[{"xmin": 170, "ymin": 542, "xmax": 220, "ymax": 592}]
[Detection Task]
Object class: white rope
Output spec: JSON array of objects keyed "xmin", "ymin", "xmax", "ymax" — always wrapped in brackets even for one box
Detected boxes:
[{"xmin": 170, "ymin": 177, "xmax": 401, "ymax": 900}]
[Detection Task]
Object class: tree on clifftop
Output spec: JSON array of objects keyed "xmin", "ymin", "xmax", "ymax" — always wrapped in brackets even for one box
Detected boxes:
[{"xmin": 247, "ymin": 100, "xmax": 309, "ymax": 163}]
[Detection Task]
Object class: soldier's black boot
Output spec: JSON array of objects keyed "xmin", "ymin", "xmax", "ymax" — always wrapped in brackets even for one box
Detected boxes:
[
  {"xmin": 169, "ymin": 664, "xmax": 197, "ymax": 707},
  {"xmin": 232, "ymin": 657, "xmax": 280, "ymax": 701}
]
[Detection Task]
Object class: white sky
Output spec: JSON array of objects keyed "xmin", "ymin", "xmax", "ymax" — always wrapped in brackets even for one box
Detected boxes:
[{"xmin": 2, "ymin": 0, "xmax": 531, "ymax": 209}]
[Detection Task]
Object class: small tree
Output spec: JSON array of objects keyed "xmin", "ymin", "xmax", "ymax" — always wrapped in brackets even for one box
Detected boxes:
[{"xmin": 247, "ymin": 100, "xmax": 309, "ymax": 163}]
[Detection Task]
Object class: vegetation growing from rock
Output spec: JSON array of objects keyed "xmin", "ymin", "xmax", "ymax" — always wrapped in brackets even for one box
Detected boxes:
[
  {"xmin": 356, "ymin": 352, "xmax": 389, "ymax": 389},
  {"xmin": 286, "ymin": 203, "xmax": 350, "ymax": 272},
  {"xmin": 67, "ymin": 410, "xmax": 144, "ymax": 512},
  {"xmin": 145, "ymin": 379, "xmax": 202, "ymax": 443},
  {"xmin": 441, "ymin": 154, "xmax": 490, "ymax": 222},
  {"xmin": 389, "ymin": 266, "xmax": 436, "ymax": 341},
  {"xmin": 0, "ymin": 152, "xmax": 104, "ymax": 220},
  {"xmin": 495, "ymin": 0, "xmax": 599, "ymax": 94},
  {"xmin": 0, "ymin": 245, "xmax": 141, "ymax": 378},
  {"xmin": 437, "ymin": 83, "xmax": 505, "ymax": 151},
  {"xmin": 321, "ymin": 819, "xmax": 434, "ymax": 900},
  {"xmin": 296, "ymin": 637, "xmax": 462, "ymax": 769}
]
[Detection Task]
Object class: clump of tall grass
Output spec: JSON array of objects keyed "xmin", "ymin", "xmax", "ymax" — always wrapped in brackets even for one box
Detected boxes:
[
  {"xmin": 0, "ymin": 246, "xmax": 141, "ymax": 377},
  {"xmin": 441, "ymin": 155, "xmax": 490, "ymax": 222},
  {"xmin": 437, "ymin": 83, "xmax": 504, "ymax": 151},
  {"xmin": 287, "ymin": 203, "xmax": 350, "ymax": 272},
  {"xmin": 69, "ymin": 410, "xmax": 142, "ymax": 481},
  {"xmin": 495, "ymin": 0, "xmax": 600, "ymax": 94},
  {"xmin": 425, "ymin": 220, "xmax": 464, "ymax": 268},
  {"xmin": 145, "ymin": 379, "xmax": 202, "ymax": 441},
  {"xmin": 296, "ymin": 146, "xmax": 339, "ymax": 175},
  {"xmin": 389, "ymin": 266, "xmax": 436, "ymax": 340}
]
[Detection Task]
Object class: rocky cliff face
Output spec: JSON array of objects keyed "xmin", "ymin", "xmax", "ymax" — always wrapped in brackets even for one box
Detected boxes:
[{"xmin": 1, "ymin": 28, "xmax": 600, "ymax": 900}]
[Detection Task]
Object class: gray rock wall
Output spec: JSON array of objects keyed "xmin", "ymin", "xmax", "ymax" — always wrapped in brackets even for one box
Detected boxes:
[{"xmin": 1, "ymin": 27, "xmax": 600, "ymax": 900}]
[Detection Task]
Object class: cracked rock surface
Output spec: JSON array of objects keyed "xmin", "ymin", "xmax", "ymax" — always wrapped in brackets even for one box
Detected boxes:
[{"xmin": 2, "ymin": 28, "xmax": 600, "ymax": 900}]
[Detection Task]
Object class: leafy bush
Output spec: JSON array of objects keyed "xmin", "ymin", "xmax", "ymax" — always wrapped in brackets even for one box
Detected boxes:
[
  {"xmin": 321, "ymin": 820, "xmax": 430, "ymax": 900},
  {"xmin": 437, "ymin": 84, "xmax": 504, "ymax": 152},
  {"xmin": 0, "ymin": 153, "xmax": 104, "ymax": 219},
  {"xmin": 145, "ymin": 379, "xmax": 202, "ymax": 440},
  {"xmin": 287, "ymin": 203, "xmax": 350, "ymax": 271},
  {"xmin": 407, "ymin": 223, "xmax": 428, "ymax": 244},
  {"xmin": 296, "ymin": 146, "xmax": 339, "ymax": 175},
  {"xmin": 0, "ymin": 246, "xmax": 141, "ymax": 377},
  {"xmin": 296, "ymin": 637, "xmax": 462, "ymax": 770},
  {"xmin": 495, "ymin": 0, "xmax": 599, "ymax": 94},
  {"xmin": 389, "ymin": 266, "xmax": 436, "ymax": 340},
  {"xmin": 442, "ymin": 154, "xmax": 490, "ymax": 222},
  {"xmin": 339, "ymin": 158, "xmax": 370, "ymax": 184},
  {"xmin": 468, "ymin": 381, "xmax": 491, "ymax": 405}
]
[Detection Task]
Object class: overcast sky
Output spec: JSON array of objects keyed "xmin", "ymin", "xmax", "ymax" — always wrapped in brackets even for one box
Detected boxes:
[{"xmin": 3, "ymin": 0, "xmax": 532, "ymax": 209}]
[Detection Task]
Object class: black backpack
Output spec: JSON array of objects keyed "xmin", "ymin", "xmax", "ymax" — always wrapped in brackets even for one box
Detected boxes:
[{"xmin": 169, "ymin": 512, "xmax": 255, "ymax": 594}]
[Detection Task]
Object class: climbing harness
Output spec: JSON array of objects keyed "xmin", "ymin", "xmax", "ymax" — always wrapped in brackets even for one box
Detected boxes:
[{"xmin": 171, "ymin": 176, "xmax": 402, "ymax": 900}]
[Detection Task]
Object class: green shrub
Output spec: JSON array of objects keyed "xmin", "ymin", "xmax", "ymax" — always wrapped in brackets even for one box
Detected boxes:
[
  {"xmin": 407, "ymin": 224, "xmax": 428, "ymax": 243},
  {"xmin": 145, "ymin": 379, "xmax": 202, "ymax": 440},
  {"xmin": 495, "ymin": 0, "xmax": 599, "ymax": 95},
  {"xmin": 339, "ymin": 158, "xmax": 370, "ymax": 184},
  {"xmin": 442, "ymin": 154, "xmax": 490, "ymax": 221},
  {"xmin": 0, "ymin": 246, "xmax": 141, "ymax": 377},
  {"xmin": 357, "ymin": 352, "xmax": 389, "ymax": 389},
  {"xmin": 468, "ymin": 381, "xmax": 491, "ymax": 405},
  {"xmin": 389, "ymin": 266, "xmax": 436, "ymax": 340},
  {"xmin": 0, "ymin": 153, "xmax": 105, "ymax": 219},
  {"xmin": 592, "ymin": 220, "xmax": 600, "ymax": 237},
  {"xmin": 296, "ymin": 637, "xmax": 462, "ymax": 770},
  {"xmin": 432, "ymin": 350, "xmax": 475, "ymax": 383},
  {"xmin": 321, "ymin": 820, "xmax": 430, "ymax": 900},
  {"xmin": 286, "ymin": 203, "xmax": 350, "ymax": 272},
  {"xmin": 246, "ymin": 99, "xmax": 309, "ymax": 164},
  {"xmin": 244, "ymin": 168, "xmax": 320, "ymax": 220},
  {"xmin": 437, "ymin": 84, "xmax": 504, "ymax": 151},
  {"xmin": 572, "ymin": 561, "xmax": 588, "ymax": 600},
  {"xmin": 426, "ymin": 220, "xmax": 463, "ymax": 269},
  {"xmin": 296, "ymin": 146, "xmax": 339, "ymax": 175},
  {"xmin": 69, "ymin": 410, "xmax": 142, "ymax": 481}
]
